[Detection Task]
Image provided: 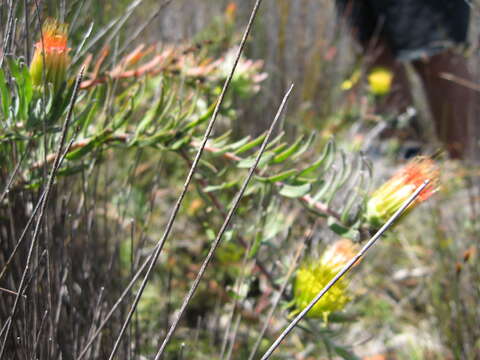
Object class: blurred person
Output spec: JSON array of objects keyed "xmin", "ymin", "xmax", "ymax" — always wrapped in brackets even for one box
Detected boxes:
[{"xmin": 336, "ymin": 0, "xmax": 478, "ymax": 160}]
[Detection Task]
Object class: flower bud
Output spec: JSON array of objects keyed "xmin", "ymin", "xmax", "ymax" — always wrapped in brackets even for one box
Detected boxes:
[
  {"xmin": 365, "ymin": 157, "xmax": 439, "ymax": 228},
  {"xmin": 30, "ymin": 19, "xmax": 70, "ymax": 93}
]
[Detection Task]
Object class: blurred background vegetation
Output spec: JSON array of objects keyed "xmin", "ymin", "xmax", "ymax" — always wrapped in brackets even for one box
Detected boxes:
[{"xmin": 0, "ymin": 0, "xmax": 479, "ymax": 359}]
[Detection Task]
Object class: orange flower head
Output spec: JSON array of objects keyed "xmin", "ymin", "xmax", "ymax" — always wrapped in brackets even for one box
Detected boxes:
[
  {"xmin": 225, "ymin": 3, "xmax": 237, "ymax": 23},
  {"xmin": 366, "ymin": 157, "xmax": 439, "ymax": 228},
  {"xmin": 30, "ymin": 18, "xmax": 70, "ymax": 93}
]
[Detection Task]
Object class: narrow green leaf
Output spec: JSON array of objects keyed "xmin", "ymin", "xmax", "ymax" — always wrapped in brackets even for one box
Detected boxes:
[
  {"xmin": 279, "ymin": 183, "xmax": 311, "ymax": 198},
  {"xmin": 112, "ymin": 100, "xmax": 133, "ymax": 131},
  {"xmin": 234, "ymin": 133, "xmax": 266, "ymax": 154},
  {"xmin": 298, "ymin": 139, "xmax": 335, "ymax": 177},
  {"xmin": 57, "ymin": 163, "xmax": 89, "ymax": 177},
  {"xmin": 222, "ymin": 136, "xmax": 251, "ymax": 151},
  {"xmin": 204, "ymin": 179, "xmax": 239, "ymax": 192},
  {"xmin": 182, "ymin": 101, "xmax": 215, "ymax": 131},
  {"xmin": 273, "ymin": 135, "xmax": 304, "ymax": 163},
  {"xmin": 248, "ymin": 232, "xmax": 263, "ymax": 258},
  {"xmin": 134, "ymin": 96, "xmax": 164, "ymax": 136},
  {"xmin": 208, "ymin": 135, "xmax": 250, "ymax": 157},
  {"xmin": 291, "ymin": 132, "xmax": 316, "ymax": 160},
  {"xmin": 0, "ymin": 69, "xmax": 11, "ymax": 117},
  {"xmin": 75, "ymin": 101, "xmax": 96, "ymax": 130},
  {"xmin": 66, "ymin": 131, "xmax": 111, "ymax": 160},
  {"xmin": 256, "ymin": 169, "xmax": 298, "ymax": 183},
  {"xmin": 333, "ymin": 346, "xmax": 361, "ymax": 360},
  {"xmin": 169, "ymin": 135, "xmax": 190, "ymax": 150},
  {"xmin": 265, "ymin": 131, "xmax": 285, "ymax": 150},
  {"xmin": 21, "ymin": 65, "xmax": 33, "ymax": 106},
  {"xmin": 211, "ymin": 129, "xmax": 233, "ymax": 148},
  {"xmin": 327, "ymin": 216, "xmax": 350, "ymax": 236},
  {"xmin": 312, "ymin": 170, "xmax": 337, "ymax": 202},
  {"xmin": 236, "ymin": 151, "xmax": 274, "ymax": 169}
]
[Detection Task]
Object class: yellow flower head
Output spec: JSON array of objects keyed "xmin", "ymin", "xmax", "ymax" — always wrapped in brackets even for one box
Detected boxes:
[
  {"xmin": 293, "ymin": 239, "xmax": 359, "ymax": 320},
  {"xmin": 365, "ymin": 157, "xmax": 439, "ymax": 228},
  {"xmin": 368, "ymin": 67, "xmax": 393, "ymax": 96},
  {"xmin": 30, "ymin": 18, "xmax": 70, "ymax": 93}
]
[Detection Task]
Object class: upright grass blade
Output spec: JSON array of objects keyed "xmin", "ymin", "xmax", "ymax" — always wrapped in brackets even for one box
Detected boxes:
[
  {"xmin": 259, "ymin": 180, "xmax": 431, "ymax": 360},
  {"xmin": 105, "ymin": 1, "xmax": 264, "ymax": 358}
]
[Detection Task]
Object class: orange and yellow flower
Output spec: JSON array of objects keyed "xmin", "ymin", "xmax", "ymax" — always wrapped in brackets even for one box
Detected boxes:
[
  {"xmin": 293, "ymin": 239, "xmax": 359, "ymax": 320},
  {"xmin": 30, "ymin": 18, "xmax": 70, "ymax": 93},
  {"xmin": 225, "ymin": 3, "xmax": 237, "ymax": 23},
  {"xmin": 365, "ymin": 157, "xmax": 439, "ymax": 228}
]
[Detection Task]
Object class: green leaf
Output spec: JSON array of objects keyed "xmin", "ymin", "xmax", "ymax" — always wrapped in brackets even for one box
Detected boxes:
[
  {"xmin": 211, "ymin": 135, "xmax": 251, "ymax": 156},
  {"xmin": 273, "ymin": 135, "xmax": 304, "ymax": 163},
  {"xmin": 75, "ymin": 101, "xmax": 97, "ymax": 131},
  {"xmin": 66, "ymin": 131, "xmax": 111, "ymax": 160},
  {"xmin": 298, "ymin": 139, "xmax": 335, "ymax": 177},
  {"xmin": 248, "ymin": 232, "xmax": 263, "ymax": 258},
  {"xmin": 234, "ymin": 133, "xmax": 266, "ymax": 154},
  {"xmin": 181, "ymin": 101, "xmax": 215, "ymax": 132},
  {"xmin": 333, "ymin": 346, "xmax": 361, "ymax": 360},
  {"xmin": 0, "ymin": 69, "xmax": 11, "ymax": 117},
  {"xmin": 328, "ymin": 217, "xmax": 360, "ymax": 240},
  {"xmin": 57, "ymin": 163, "xmax": 89, "ymax": 177},
  {"xmin": 112, "ymin": 101, "xmax": 133, "ymax": 131},
  {"xmin": 225, "ymin": 136, "xmax": 251, "ymax": 151},
  {"xmin": 279, "ymin": 183, "xmax": 311, "ymax": 198},
  {"xmin": 291, "ymin": 132, "xmax": 316, "ymax": 160},
  {"xmin": 236, "ymin": 151, "xmax": 274, "ymax": 169},
  {"xmin": 210, "ymin": 129, "xmax": 232, "ymax": 149},
  {"xmin": 256, "ymin": 169, "xmax": 298, "ymax": 183},
  {"xmin": 327, "ymin": 216, "xmax": 350, "ymax": 235},
  {"xmin": 270, "ymin": 142, "xmax": 288, "ymax": 155},
  {"xmin": 133, "ymin": 130, "xmax": 176, "ymax": 147},
  {"xmin": 21, "ymin": 65, "xmax": 33, "ymax": 106},
  {"xmin": 265, "ymin": 131, "xmax": 285, "ymax": 151},
  {"xmin": 8, "ymin": 58, "xmax": 29, "ymax": 120},
  {"xmin": 135, "ymin": 95, "xmax": 164, "ymax": 136},
  {"xmin": 169, "ymin": 135, "xmax": 190, "ymax": 150},
  {"xmin": 204, "ymin": 179, "xmax": 239, "ymax": 193}
]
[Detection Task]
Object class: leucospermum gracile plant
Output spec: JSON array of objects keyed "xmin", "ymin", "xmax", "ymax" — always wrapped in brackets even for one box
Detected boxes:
[{"xmin": 293, "ymin": 157, "xmax": 438, "ymax": 322}]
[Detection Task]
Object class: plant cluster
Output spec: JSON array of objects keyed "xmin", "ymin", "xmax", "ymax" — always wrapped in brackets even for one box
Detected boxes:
[{"xmin": 1, "ymin": 1, "xmax": 476, "ymax": 360}]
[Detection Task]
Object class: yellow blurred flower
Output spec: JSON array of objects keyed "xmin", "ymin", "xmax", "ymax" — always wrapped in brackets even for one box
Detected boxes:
[
  {"xmin": 368, "ymin": 67, "xmax": 393, "ymax": 96},
  {"xmin": 365, "ymin": 157, "xmax": 440, "ymax": 228},
  {"xmin": 341, "ymin": 69, "xmax": 361, "ymax": 91},
  {"xmin": 30, "ymin": 18, "xmax": 70, "ymax": 93},
  {"xmin": 293, "ymin": 239, "xmax": 359, "ymax": 320}
]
